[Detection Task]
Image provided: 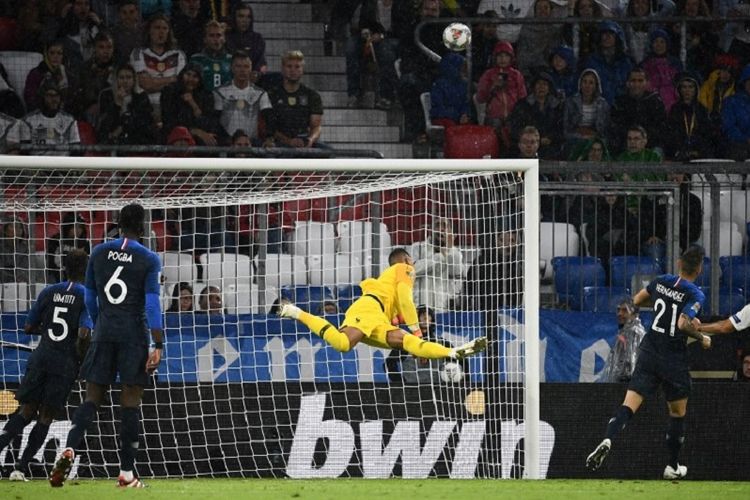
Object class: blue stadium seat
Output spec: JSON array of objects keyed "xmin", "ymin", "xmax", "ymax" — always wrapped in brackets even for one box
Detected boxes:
[
  {"xmin": 693, "ymin": 257, "xmax": 712, "ymax": 287},
  {"xmin": 552, "ymin": 256, "xmax": 606, "ymax": 310},
  {"xmin": 699, "ymin": 287, "xmax": 745, "ymax": 317},
  {"xmin": 581, "ymin": 286, "xmax": 631, "ymax": 313},
  {"xmin": 719, "ymin": 256, "xmax": 750, "ymax": 294},
  {"xmin": 610, "ymin": 256, "xmax": 663, "ymax": 290},
  {"xmin": 337, "ymin": 284, "xmax": 362, "ymax": 312}
]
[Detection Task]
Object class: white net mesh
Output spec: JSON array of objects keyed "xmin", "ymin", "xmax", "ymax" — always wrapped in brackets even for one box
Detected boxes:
[{"xmin": 0, "ymin": 159, "xmax": 537, "ymax": 479}]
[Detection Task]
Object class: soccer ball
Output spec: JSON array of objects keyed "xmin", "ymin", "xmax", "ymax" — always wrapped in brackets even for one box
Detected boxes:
[
  {"xmin": 442, "ymin": 23, "xmax": 471, "ymax": 52},
  {"xmin": 440, "ymin": 362, "xmax": 464, "ymax": 383}
]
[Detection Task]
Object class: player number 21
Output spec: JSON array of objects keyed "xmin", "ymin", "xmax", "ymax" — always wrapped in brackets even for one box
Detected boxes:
[
  {"xmin": 652, "ymin": 297, "xmax": 678, "ymax": 336},
  {"xmin": 104, "ymin": 265, "xmax": 128, "ymax": 304},
  {"xmin": 48, "ymin": 306, "xmax": 69, "ymax": 341}
]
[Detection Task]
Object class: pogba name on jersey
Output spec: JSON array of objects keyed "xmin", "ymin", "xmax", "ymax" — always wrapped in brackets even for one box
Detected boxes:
[
  {"xmin": 655, "ymin": 283, "xmax": 685, "ymax": 302},
  {"xmin": 108, "ymin": 250, "xmax": 133, "ymax": 263}
]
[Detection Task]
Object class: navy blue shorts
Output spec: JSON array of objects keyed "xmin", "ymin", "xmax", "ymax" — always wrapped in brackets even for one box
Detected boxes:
[
  {"xmin": 80, "ymin": 341, "xmax": 150, "ymax": 387},
  {"xmin": 15, "ymin": 355, "xmax": 77, "ymax": 411},
  {"xmin": 628, "ymin": 349, "xmax": 691, "ymax": 401}
]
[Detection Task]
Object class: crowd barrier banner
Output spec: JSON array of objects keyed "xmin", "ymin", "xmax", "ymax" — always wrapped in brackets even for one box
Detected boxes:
[
  {"xmin": 2, "ymin": 309, "xmax": 739, "ymax": 384},
  {"xmin": 0, "ymin": 382, "xmax": 746, "ymax": 479}
]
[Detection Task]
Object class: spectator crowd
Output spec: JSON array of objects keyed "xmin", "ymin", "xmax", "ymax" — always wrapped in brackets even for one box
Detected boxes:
[{"xmin": 0, "ymin": 0, "xmax": 748, "ymax": 159}]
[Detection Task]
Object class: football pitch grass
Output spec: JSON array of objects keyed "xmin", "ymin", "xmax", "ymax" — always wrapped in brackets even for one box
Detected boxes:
[{"xmin": 2, "ymin": 478, "xmax": 750, "ymax": 499}]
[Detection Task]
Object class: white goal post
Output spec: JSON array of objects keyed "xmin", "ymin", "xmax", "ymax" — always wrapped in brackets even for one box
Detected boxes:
[{"xmin": 0, "ymin": 156, "xmax": 540, "ymax": 479}]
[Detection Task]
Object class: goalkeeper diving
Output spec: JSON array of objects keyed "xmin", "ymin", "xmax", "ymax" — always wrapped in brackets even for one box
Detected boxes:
[{"xmin": 278, "ymin": 248, "xmax": 487, "ymax": 360}]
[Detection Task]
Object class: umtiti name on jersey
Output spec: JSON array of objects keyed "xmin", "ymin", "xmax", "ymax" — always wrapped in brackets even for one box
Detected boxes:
[
  {"xmin": 655, "ymin": 283, "xmax": 685, "ymax": 302},
  {"xmin": 108, "ymin": 250, "xmax": 133, "ymax": 263},
  {"xmin": 52, "ymin": 293, "xmax": 76, "ymax": 305}
]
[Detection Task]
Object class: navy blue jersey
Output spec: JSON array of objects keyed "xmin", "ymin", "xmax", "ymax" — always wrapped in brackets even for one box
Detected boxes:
[
  {"xmin": 86, "ymin": 237, "xmax": 161, "ymax": 344},
  {"xmin": 25, "ymin": 281, "xmax": 93, "ymax": 370},
  {"xmin": 640, "ymin": 274, "xmax": 705, "ymax": 358}
]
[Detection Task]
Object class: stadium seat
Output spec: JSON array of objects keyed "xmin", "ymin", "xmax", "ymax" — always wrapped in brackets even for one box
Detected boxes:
[
  {"xmin": 552, "ymin": 256, "xmax": 606, "ymax": 310},
  {"xmin": 1, "ymin": 283, "xmax": 29, "ymax": 312},
  {"xmin": 609, "ymin": 256, "xmax": 663, "ymax": 290},
  {"xmin": 539, "ymin": 222, "xmax": 580, "ymax": 281},
  {"xmin": 581, "ymin": 286, "xmax": 631, "ymax": 313},
  {"xmin": 699, "ymin": 287, "xmax": 745, "ymax": 317},
  {"xmin": 161, "ymin": 252, "xmax": 198, "ymax": 284},
  {"xmin": 338, "ymin": 220, "xmax": 392, "ymax": 260},
  {"xmin": 258, "ymin": 254, "xmax": 307, "ymax": 289},
  {"xmin": 0, "ymin": 51, "xmax": 42, "ymax": 95},
  {"xmin": 308, "ymin": 253, "xmax": 369, "ymax": 286},
  {"xmin": 28, "ymin": 252, "xmax": 46, "ymax": 283},
  {"xmin": 224, "ymin": 283, "xmax": 278, "ymax": 315},
  {"xmin": 443, "ymin": 125, "xmax": 499, "ymax": 159},
  {"xmin": 693, "ymin": 257, "xmax": 713, "ymax": 287},
  {"xmin": 291, "ymin": 221, "xmax": 336, "ymax": 257},
  {"xmin": 419, "ymin": 91, "xmax": 444, "ymax": 157},
  {"xmin": 718, "ymin": 256, "xmax": 750, "ymax": 293},
  {"xmin": 0, "ymin": 18, "xmax": 19, "ymax": 51},
  {"xmin": 199, "ymin": 253, "xmax": 254, "ymax": 289},
  {"xmin": 280, "ymin": 285, "xmax": 337, "ymax": 316},
  {"xmin": 698, "ymin": 221, "xmax": 744, "ymax": 257},
  {"xmin": 337, "ymin": 284, "xmax": 362, "ymax": 311}
]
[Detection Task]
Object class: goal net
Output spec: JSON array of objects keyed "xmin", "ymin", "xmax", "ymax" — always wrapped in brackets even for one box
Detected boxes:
[{"xmin": 0, "ymin": 157, "xmax": 540, "ymax": 479}]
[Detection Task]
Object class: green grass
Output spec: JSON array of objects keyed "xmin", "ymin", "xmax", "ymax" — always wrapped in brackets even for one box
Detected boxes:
[{"xmin": 1, "ymin": 479, "xmax": 750, "ymax": 500}]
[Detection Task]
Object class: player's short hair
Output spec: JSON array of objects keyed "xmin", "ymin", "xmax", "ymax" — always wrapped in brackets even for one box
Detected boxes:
[
  {"xmin": 64, "ymin": 248, "xmax": 88, "ymax": 282},
  {"xmin": 119, "ymin": 203, "xmax": 146, "ymax": 236},
  {"xmin": 680, "ymin": 244, "xmax": 705, "ymax": 275},
  {"xmin": 388, "ymin": 248, "xmax": 410, "ymax": 265}
]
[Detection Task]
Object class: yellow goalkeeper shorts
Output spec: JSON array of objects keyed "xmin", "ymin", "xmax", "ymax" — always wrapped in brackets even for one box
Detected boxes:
[{"xmin": 340, "ymin": 295, "xmax": 394, "ymax": 349}]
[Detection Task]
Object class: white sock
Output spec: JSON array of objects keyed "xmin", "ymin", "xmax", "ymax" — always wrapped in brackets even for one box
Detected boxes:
[{"xmin": 120, "ymin": 470, "xmax": 134, "ymax": 481}]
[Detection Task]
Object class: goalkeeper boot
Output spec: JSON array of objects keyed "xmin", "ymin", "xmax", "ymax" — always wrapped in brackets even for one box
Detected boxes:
[
  {"xmin": 118, "ymin": 474, "xmax": 146, "ymax": 488},
  {"xmin": 663, "ymin": 463, "xmax": 687, "ymax": 480},
  {"xmin": 278, "ymin": 302, "xmax": 301, "ymax": 320},
  {"xmin": 586, "ymin": 438, "xmax": 611, "ymax": 471},
  {"xmin": 49, "ymin": 447, "xmax": 74, "ymax": 487},
  {"xmin": 451, "ymin": 336, "xmax": 487, "ymax": 360}
]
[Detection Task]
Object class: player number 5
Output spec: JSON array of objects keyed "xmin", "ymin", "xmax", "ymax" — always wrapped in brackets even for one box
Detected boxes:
[
  {"xmin": 48, "ymin": 306, "xmax": 69, "ymax": 341},
  {"xmin": 104, "ymin": 265, "xmax": 128, "ymax": 304}
]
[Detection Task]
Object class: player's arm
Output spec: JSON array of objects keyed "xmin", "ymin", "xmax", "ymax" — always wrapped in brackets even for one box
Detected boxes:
[
  {"xmin": 677, "ymin": 301, "xmax": 711, "ymax": 349},
  {"xmin": 394, "ymin": 263, "xmax": 421, "ymax": 336},
  {"xmin": 77, "ymin": 298, "xmax": 94, "ymax": 362},
  {"xmin": 699, "ymin": 303, "xmax": 750, "ymax": 335},
  {"xmin": 145, "ymin": 253, "xmax": 164, "ymax": 373},
  {"xmin": 84, "ymin": 251, "xmax": 99, "ymax": 324},
  {"xmin": 632, "ymin": 288, "xmax": 651, "ymax": 308},
  {"xmin": 23, "ymin": 288, "xmax": 47, "ymax": 334}
]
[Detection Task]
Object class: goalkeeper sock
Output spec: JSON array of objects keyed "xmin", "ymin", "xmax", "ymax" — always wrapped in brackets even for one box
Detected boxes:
[
  {"xmin": 18, "ymin": 421, "xmax": 50, "ymax": 469},
  {"xmin": 120, "ymin": 407, "xmax": 140, "ymax": 472},
  {"xmin": 402, "ymin": 333, "xmax": 452, "ymax": 359},
  {"xmin": 0, "ymin": 412, "xmax": 31, "ymax": 449},
  {"xmin": 298, "ymin": 311, "xmax": 350, "ymax": 352},
  {"xmin": 66, "ymin": 400, "xmax": 98, "ymax": 449},
  {"xmin": 605, "ymin": 405, "xmax": 634, "ymax": 440},
  {"xmin": 666, "ymin": 416, "xmax": 685, "ymax": 469}
]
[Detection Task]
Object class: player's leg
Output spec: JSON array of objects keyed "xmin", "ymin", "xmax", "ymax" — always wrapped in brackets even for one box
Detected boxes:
[
  {"xmin": 278, "ymin": 301, "xmax": 363, "ymax": 352},
  {"xmin": 50, "ymin": 382, "xmax": 106, "ymax": 487},
  {"xmin": 0, "ymin": 403, "xmax": 37, "ymax": 451},
  {"xmin": 13, "ymin": 404, "xmax": 57, "ymax": 480},
  {"xmin": 662, "ymin": 398, "xmax": 688, "ymax": 479},
  {"xmin": 586, "ymin": 389, "xmax": 645, "ymax": 471},
  {"xmin": 118, "ymin": 384, "xmax": 146, "ymax": 487},
  {"xmin": 385, "ymin": 329, "xmax": 487, "ymax": 360}
]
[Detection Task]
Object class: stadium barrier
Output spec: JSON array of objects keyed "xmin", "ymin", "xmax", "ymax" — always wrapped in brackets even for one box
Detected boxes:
[{"xmin": 0, "ymin": 381, "xmax": 746, "ymax": 480}]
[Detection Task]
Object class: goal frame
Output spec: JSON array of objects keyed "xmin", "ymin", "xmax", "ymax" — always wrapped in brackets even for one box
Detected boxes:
[{"xmin": 0, "ymin": 155, "xmax": 540, "ymax": 479}]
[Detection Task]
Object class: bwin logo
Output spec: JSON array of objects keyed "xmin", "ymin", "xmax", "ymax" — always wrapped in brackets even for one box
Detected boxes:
[{"xmin": 286, "ymin": 394, "xmax": 556, "ymax": 479}]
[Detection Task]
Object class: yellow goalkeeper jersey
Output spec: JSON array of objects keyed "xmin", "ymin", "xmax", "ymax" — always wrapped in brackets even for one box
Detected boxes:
[{"xmin": 359, "ymin": 263, "xmax": 419, "ymax": 329}]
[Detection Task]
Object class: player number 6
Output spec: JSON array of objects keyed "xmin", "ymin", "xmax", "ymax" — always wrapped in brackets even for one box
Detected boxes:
[{"xmin": 104, "ymin": 265, "xmax": 128, "ymax": 304}]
